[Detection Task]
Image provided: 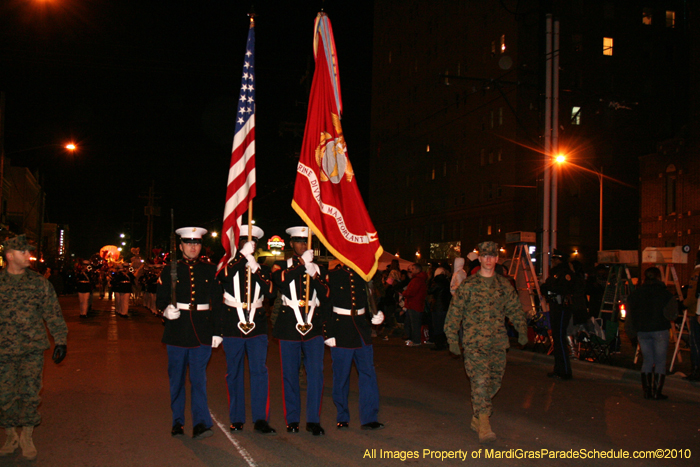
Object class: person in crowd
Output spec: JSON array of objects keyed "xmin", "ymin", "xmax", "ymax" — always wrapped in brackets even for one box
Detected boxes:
[
  {"xmin": 540, "ymin": 250, "xmax": 579, "ymax": 380},
  {"xmin": 401, "ymin": 263, "xmax": 427, "ymax": 347},
  {"xmin": 625, "ymin": 267, "xmax": 678, "ymax": 400},
  {"xmin": 451, "ymin": 257, "xmax": 467, "ymax": 296},
  {"xmin": 683, "ymin": 248, "xmax": 700, "ymax": 381},
  {"xmin": 427, "ymin": 266, "xmax": 451, "ymax": 350}
]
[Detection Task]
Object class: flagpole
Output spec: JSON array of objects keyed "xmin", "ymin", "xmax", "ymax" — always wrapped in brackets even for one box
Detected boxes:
[
  {"xmin": 304, "ymin": 228, "xmax": 313, "ymax": 316},
  {"xmin": 245, "ymin": 201, "xmax": 253, "ymax": 316}
]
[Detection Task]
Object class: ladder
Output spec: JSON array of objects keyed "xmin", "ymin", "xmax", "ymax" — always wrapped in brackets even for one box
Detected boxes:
[
  {"xmin": 508, "ymin": 243, "xmax": 548, "ymax": 317},
  {"xmin": 600, "ymin": 264, "xmax": 634, "ymax": 319}
]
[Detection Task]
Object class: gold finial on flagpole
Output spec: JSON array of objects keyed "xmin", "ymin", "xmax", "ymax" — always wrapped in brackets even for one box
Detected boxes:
[{"xmin": 248, "ymin": 5, "xmax": 256, "ymax": 24}]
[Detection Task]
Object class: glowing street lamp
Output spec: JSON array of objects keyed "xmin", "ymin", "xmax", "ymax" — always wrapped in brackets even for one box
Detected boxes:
[{"xmin": 65, "ymin": 143, "xmax": 76, "ymax": 151}]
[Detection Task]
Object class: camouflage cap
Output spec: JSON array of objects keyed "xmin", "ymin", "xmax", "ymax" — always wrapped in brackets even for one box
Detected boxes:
[
  {"xmin": 477, "ymin": 241, "xmax": 499, "ymax": 257},
  {"xmin": 2, "ymin": 234, "xmax": 36, "ymax": 252}
]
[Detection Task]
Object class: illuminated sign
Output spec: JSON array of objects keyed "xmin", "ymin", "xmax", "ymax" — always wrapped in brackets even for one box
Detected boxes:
[{"xmin": 267, "ymin": 235, "xmax": 284, "ymax": 250}]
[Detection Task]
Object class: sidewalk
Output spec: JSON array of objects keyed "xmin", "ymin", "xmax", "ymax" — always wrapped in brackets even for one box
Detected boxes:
[{"xmin": 511, "ymin": 321, "xmax": 700, "ymax": 401}]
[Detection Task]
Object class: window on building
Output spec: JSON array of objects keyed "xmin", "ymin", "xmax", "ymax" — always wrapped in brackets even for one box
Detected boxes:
[
  {"xmin": 603, "ymin": 37, "xmax": 613, "ymax": 56},
  {"xmin": 569, "ymin": 216, "xmax": 581, "ymax": 236},
  {"xmin": 642, "ymin": 8, "xmax": 653, "ymax": 25},
  {"xmin": 572, "ymin": 34, "xmax": 583, "ymax": 52},
  {"xmin": 491, "ymin": 41, "xmax": 496, "ymax": 56},
  {"xmin": 572, "ymin": 106, "xmax": 581, "ymax": 125},
  {"xmin": 666, "ymin": 11, "xmax": 675, "ymax": 28},
  {"xmin": 497, "ymin": 148, "xmax": 502, "ymax": 162},
  {"xmin": 487, "ymin": 218, "xmax": 493, "ymax": 236},
  {"xmin": 431, "ymin": 168, "xmax": 435, "ymax": 180},
  {"xmin": 604, "ymin": 3, "xmax": 615, "ymax": 19},
  {"xmin": 500, "ymin": 35, "xmax": 506, "ymax": 53},
  {"xmin": 666, "ymin": 165, "xmax": 676, "ymax": 215}
]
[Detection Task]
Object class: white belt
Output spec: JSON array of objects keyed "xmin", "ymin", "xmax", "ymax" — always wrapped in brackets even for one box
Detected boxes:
[
  {"xmin": 282, "ymin": 296, "xmax": 320, "ymax": 308},
  {"xmin": 333, "ymin": 306, "xmax": 365, "ymax": 316},
  {"xmin": 224, "ymin": 291, "xmax": 263, "ymax": 309},
  {"xmin": 177, "ymin": 303, "xmax": 210, "ymax": 311}
]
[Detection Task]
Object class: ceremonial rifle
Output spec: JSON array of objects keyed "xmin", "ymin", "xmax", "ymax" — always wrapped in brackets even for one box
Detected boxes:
[{"xmin": 170, "ymin": 209, "xmax": 177, "ymax": 306}]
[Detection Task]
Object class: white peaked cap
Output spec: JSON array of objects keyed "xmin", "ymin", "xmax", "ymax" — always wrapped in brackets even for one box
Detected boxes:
[
  {"xmin": 176, "ymin": 227, "xmax": 208, "ymax": 240},
  {"xmin": 240, "ymin": 225, "xmax": 264, "ymax": 240},
  {"xmin": 285, "ymin": 226, "xmax": 310, "ymax": 239}
]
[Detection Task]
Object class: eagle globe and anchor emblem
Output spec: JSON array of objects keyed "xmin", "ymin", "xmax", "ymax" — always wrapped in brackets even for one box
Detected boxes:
[{"xmin": 315, "ymin": 113, "xmax": 354, "ymax": 184}]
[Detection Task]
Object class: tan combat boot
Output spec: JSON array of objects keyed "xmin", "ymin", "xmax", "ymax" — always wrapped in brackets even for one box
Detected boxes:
[
  {"xmin": 477, "ymin": 415, "xmax": 497, "ymax": 443},
  {"xmin": 19, "ymin": 426, "xmax": 37, "ymax": 460},
  {"xmin": 470, "ymin": 415, "xmax": 478, "ymax": 432},
  {"xmin": 0, "ymin": 428, "xmax": 19, "ymax": 456}
]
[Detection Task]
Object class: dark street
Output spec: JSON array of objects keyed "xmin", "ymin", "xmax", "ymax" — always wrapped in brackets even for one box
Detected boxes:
[{"xmin": 0, "ymin": 294, "xmax": 697, "ymax": 466}]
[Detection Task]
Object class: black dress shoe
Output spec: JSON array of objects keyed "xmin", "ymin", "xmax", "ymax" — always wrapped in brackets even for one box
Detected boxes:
[
  {"xmin": 286, "ymin": 422, "xmax": 300, "ymax": 433},
  {"xmin": 171, "ymin": 423, "xmax": 184, "ymax": 437},
  {"xmin": 229, "ymin": 423, "xmax": 244, "ymax": 432},
  {"xmin": 192, "ymin": 423, "xmax": 213, "ymax": 439},
  {"xmin": 254, "ymin": 420, "xmax": 276, "ymax": 435},
  {"xmin": 336, "ymin": 422, "xmax": 349, "ymax": 429},
  {"xmin": 361, "ymin": 421, "xmax": 385, "ymax": 430},
  {"xmin": 306, "ymin": 422, "xmax": 325, "ymax": 436}
]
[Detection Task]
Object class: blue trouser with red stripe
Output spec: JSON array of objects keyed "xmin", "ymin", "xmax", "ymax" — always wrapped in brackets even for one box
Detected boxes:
[
  {"xmin": 279, "ymin": 336, "xmax": 324, "ymax": 424},
  {"xmin": 331, "ymin": 343, "xmax": 380, "ymax": 425},
  {"xmin": 167, "ymin": 345, "xmax": 212, "ymax": 428},
  {"xmin": 223, "ymin": 334, "xmax": 270, "ymax": 424}
]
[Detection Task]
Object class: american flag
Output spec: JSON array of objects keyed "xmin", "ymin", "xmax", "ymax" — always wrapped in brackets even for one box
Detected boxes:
[{"xmin": 219, "ymin": 19, "xmax": 256, "ymax": 271}]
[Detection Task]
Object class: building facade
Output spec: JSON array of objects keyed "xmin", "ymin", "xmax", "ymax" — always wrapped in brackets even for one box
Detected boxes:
[{"xmin": 369, "ymin": 0, "xmax": 689, "ymax": 271}]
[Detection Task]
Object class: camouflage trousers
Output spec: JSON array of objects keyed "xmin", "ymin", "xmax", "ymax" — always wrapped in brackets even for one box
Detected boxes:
[
  {"xmin": 462, "ymin": 347, "xmax": 506, "ymax": 418},
  {"xmin": 0, "ymin": 351, "xmax": 44, "ymax": 428}
]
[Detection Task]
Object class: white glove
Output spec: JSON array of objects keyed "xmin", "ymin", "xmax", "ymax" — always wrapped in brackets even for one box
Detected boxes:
[
  {"xmin": 301, "ymin": 249, "xmax": 314, "ymax": 264},
  {"xmin": 305, "ymin": 262, "xmax": 320, "ymax": 277},
  {"xmin": 245, "ymin": 255, "xmax": 260, "ymax": 273},
  {"xmin": 212, "ymin": 336, "xmax": 223, "ymax": 348},
  {"xmin": 371, "ymin": 311, "xmax": 385, "ymax": 325},
  {"xmin": 163, "ymin": 304, "xmax": 180, "ymax": 320},
  {"xmin": 239, "ymin": 241, "xmax": 255, "ymax": 257},
  {"xmin": 324, "ymin": 337, "xmax": 337, "ymax": 347}
]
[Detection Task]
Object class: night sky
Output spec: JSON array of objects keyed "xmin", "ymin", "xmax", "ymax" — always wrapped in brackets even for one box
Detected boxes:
[{"xmin": 0, "ymin": 0, "xmax": 374, "ymax": 259}]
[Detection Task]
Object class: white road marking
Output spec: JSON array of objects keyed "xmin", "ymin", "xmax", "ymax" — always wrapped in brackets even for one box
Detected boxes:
[{"xmin": 210, "ymin": 411, "xmax": 258, "ymax": 467}]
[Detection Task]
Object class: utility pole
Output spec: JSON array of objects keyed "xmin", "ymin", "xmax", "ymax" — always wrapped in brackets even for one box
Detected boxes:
[{"xmin": 141, "ymin": 181, "xmax": 160, "ymax": 260}]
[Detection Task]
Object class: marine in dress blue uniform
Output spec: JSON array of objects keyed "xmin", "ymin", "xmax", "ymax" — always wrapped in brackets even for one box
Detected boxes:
[
  {"xmin": 271, "ymin": 226, "xmax": 329, "ymax": 436},
  {"xmin": 325, "ymin": 264, "xmax": 385, "ymax": 431},
  {"xmin": 156, "ymin": 227, "xmax": 223, "ymax": 440},
  {"xmin": 76, "ymin": 260, "xmax": 93, "ymax": 318},
  {"xmin": 217, "ymin": 225, "xmax": 276, "ymax": 435}
]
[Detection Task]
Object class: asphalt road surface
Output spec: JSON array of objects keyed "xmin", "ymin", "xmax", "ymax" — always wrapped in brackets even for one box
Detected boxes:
[{"xmin": 1, "ymin": 294, "xmax": 698, "ymax": 466}]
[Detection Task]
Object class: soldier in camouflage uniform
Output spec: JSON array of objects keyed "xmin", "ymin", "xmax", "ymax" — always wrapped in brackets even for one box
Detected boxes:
[
  {"xmin": 0, "ymin": 235, "xmax": 67, "ymax": 460},
  {"xmin": 444, "ymin": 241, "xmax": 527, "ymax": 443}
]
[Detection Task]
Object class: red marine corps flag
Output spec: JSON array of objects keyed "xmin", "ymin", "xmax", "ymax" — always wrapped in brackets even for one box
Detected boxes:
[
  {"xmin": 292, "ymin": 12, "xmax": 382, "ymax": 281},
  {"xmin": 219, "ymin": 17, "xmax": 257, "ymax": 271}
]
